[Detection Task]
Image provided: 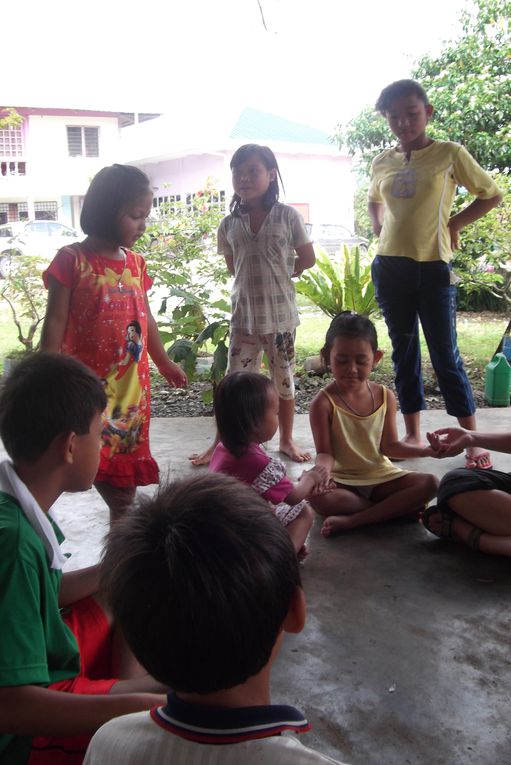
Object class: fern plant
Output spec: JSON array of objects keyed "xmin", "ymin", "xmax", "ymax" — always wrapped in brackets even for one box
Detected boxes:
[{"xmin": 296, "ymin": 244, "xmax": 379, "ymax": 318}]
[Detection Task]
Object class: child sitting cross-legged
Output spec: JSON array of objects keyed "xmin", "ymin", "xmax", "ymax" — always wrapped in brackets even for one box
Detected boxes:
[
  {"xmin": 309, "ymin": 312, "xmax": 439, "ymax": 537},
  {"xmin": 0, "ymin": 353, "xmax": 166, "ymax": 765},
  {"xmin": 84, "ymin": 472, "xmax": 344, "ymax": 764},
  {"xmin": 209, "ymin": 371, "xmax": 325, "ymax": 555}
]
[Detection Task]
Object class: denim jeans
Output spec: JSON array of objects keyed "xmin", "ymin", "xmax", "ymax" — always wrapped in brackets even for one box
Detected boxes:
[{"xmin": 371, "ymin": 255, "xmax": 475, "ymax": 417}]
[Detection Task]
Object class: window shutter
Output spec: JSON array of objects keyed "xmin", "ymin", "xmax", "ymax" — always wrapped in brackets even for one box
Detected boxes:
[
  {"xmin": 67, "ymin": 127, "xmax": 83, "ymax": 156},
  {"xmin": 84, "ymin": 127, "xmax": 99, "ymax": 157}
]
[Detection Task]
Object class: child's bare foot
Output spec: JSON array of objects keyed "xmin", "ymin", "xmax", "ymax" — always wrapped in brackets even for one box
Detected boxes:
[
  {"xmin": 321, "ymin": 515, "xmax": 352, "ymax": 537},
  {"xmin": 464, "ymin": 448, "xmax": 493, "ymax": 470},
  {"xmin": 188, "ymin": 445, "xmax": 214, "ymax": 466},
  {"xmin": 279, "ymin": 439, "xmax": 311, "ymax": 463}
]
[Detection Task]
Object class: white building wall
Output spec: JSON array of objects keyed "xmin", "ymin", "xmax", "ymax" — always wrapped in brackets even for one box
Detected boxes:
[
  {"xmin": 0, "ymin": 113, "xmax": 121, "ymax": 227},
  {"xmin": 25, "ymin": 115, "xmax": 120, "ymax": 197},
  {"xmin": 140, "ymin": 151, "xmax": 354, "ymax": 230}
]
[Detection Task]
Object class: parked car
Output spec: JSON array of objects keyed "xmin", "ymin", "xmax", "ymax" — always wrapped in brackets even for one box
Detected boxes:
[
  {"xmin": 305, "ymin": 223, "xmax": 369, "ymax": 255},
  {"xmin": 0, "ymin": 220, "xmax": 79, "ymax": 277}
]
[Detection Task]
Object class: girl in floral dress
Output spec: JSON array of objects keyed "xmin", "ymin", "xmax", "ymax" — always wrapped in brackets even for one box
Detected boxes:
[{"xmin": 41, "ymin": 164, "xmax": 186, "ymax": 521}]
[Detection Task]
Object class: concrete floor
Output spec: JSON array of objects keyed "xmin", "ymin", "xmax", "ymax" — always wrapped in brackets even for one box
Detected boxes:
[{"xmin": 3, "ymin": 410, "xmax": 510, "ymax": 764}]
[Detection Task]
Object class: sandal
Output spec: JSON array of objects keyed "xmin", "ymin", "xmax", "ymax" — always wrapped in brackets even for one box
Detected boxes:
[
  {"xmin": 464, "ymin": 451, "xmax": 493, "ymax": 470},
  {"xmin": 467, "ymin": 526, "xmax": 483, "ymax": 551},
  {"xmin": 421, "ymin": 504, "xmax": 455, "ymax": 540}
]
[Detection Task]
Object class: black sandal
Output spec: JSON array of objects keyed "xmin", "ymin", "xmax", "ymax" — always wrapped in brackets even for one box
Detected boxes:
[
  {"xmin": 467, "ymin": 526, "xmax": 483, "ymax": 551},
  {"xmin": 421, "ymin": 504, "xmax": 455, "ymax": 540}
]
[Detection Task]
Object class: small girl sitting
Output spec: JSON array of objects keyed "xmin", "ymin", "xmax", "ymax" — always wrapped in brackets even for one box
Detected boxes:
[
  {"xmin": 309, "ymin": 312, "xmax": 439, "ymax": 537},
  {"xmin": 209, "ymin": 371, "xmax": 324, "ymax": 554}
]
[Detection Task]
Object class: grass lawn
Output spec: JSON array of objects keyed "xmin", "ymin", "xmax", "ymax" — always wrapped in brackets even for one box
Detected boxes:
[{"xmin": 0, "ymin": 302, "xmax": 508, "ymax": 392}]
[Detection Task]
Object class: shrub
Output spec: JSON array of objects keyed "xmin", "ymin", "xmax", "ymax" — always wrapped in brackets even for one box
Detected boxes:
[
  {"xmin": 296, "ymin": 244, "xmax": 379, "ymax": 318},
  {"xmin": 136, "ymin": 183, "xmax": 231, "ymax": 399}
]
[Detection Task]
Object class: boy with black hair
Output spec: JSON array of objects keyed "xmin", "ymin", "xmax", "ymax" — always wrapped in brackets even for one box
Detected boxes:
[
  {"xmin": 0, "ymin": 353, "xmax": 165, "ymax": 765},
  {"xmin": 369, "ymin": 78, "xmax": 502, "ymax": 464},
  {"xmin": 85, "ymin": 472, "xmax": 344, "ymax": 764}
]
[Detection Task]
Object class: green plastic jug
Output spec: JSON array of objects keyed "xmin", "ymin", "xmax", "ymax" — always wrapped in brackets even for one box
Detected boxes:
[{"xmin": 484, "ymin": 352, "xmax": 511, "ymax": 406}]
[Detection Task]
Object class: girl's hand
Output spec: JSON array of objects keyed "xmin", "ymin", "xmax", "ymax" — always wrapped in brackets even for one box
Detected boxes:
[
  {"xmin": 447, "ymin": 219, "xmax": 461, "ymax": 250},
  {"xmin": 162, "ymin": 361, "xmax": 187, "ymax": 388},
  {"xmin": 300, "ymin": 464, "xmax": 330, "ymax": 493},
  {"xmin": 300, "ymin": 465, "xmax": 327, "ymax": 484}
]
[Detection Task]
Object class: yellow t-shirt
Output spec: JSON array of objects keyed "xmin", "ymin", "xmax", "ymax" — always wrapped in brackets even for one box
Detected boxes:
[{"xmin": 369, "ymin": 141, "xmax": 501, "ymax": 262}]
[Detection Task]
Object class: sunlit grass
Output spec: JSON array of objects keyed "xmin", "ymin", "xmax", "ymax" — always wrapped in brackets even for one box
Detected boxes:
[{"xmin": 1, "ymin": 301, "xmax": 507, "ymax": 384}]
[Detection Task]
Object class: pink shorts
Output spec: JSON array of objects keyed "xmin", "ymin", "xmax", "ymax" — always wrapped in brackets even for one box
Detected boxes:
[{"xmin": 28, "ymin": 596, "xmax": 117, "ymax": 765}]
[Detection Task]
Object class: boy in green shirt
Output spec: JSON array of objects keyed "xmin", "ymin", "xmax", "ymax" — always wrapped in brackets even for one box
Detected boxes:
[{"xmin": 0, "ymin": 353, "xmax": 165, "ymax": 764}]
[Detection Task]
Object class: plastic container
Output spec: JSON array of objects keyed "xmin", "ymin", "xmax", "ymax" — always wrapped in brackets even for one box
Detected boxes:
[{"xmin": 484, "ymin": 352, "xmax": 511, "ymax": 406}]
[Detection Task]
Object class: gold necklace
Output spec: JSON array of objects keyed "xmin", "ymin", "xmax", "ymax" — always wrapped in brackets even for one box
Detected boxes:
[{"xmin": 334, "ymin": 380, "xmax": 375, "ymax": 416}]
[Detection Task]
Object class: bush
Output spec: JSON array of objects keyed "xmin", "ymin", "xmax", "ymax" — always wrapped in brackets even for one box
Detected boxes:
[{"xmin": 136, "ymin": 183, "xmax": 231, "ymax": 399}]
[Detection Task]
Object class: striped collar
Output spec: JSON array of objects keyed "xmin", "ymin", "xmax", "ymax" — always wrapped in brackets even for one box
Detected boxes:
[{"xmin": 151, "ymin": 692, "xmax": 311, "ymax": 745}]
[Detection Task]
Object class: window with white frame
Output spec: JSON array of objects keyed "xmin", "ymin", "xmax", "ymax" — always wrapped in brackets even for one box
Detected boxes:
[
  {"xmin": 152, "ymin": 194, "xmax": 182, "ymax": 214},
  {"xmin": 185, "ymin": 190, "xmax": 226, "ymax": 213},
  {"xmin": 34, "ymin": 201, "xmax": 58, "ymax": 220},
  {"xmin": 0, "ymin": 126, "xmax": 24, "ymax": 157},
  {"xmin": 67, "ymin": 126, "xmax": 99, "ymax": 157}
]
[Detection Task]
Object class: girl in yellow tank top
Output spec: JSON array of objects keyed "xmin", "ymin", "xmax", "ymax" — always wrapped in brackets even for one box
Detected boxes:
[{"xmin": 309, "ymin": 312, "xmax": 440, "ymax": 537}]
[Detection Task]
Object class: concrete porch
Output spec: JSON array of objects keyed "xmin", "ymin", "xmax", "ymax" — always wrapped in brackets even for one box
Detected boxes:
[{"xmin": 3, "ymin": 409, "xmax": 510, "ymax": 764}]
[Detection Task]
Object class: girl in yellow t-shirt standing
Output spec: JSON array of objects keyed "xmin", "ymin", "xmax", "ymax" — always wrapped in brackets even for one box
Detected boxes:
[{"xmin": 368, "ymin": 79, "xmax": 502, "ymax": 470}]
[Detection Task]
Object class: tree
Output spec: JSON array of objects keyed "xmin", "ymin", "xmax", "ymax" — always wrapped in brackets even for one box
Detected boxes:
[
  {"xmin": 414, "ymin": 0, "xmax": 510, "ymax": 174},
  {"xmin": 0, "ymin": 256, "xmax": 48, "ymax": 354},
  {"xmin": 0, "ymin": 108, "xmax": 23, "ymax": 131},
  {"xmin": 335, "ymin": 0, "xmax": 511, "ymax": 175}
]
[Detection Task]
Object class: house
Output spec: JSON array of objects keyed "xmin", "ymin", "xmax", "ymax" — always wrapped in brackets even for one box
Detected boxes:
[
  {"xmin": 121, "ymin": 107, "xmax": 354, "ymax": 230},
  {"xmin": 0, "ymin": 108, "xmax": 158, "ymax": 228}
]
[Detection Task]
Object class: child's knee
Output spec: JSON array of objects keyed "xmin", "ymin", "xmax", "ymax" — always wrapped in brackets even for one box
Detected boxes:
[{"xmin": 422, "ymin": 472, "xmax": 439, "ymax": 496}]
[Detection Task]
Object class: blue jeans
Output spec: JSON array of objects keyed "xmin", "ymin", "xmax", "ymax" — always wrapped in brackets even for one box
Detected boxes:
[{"xmin": 371, "ymin": 255, "xmax": 475, "ymax": 418}]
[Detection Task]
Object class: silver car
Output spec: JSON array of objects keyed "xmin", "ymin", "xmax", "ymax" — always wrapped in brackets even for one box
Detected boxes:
[{"xmin": 305, "ymin": 223, "xmax": 369, "ymax": 255}]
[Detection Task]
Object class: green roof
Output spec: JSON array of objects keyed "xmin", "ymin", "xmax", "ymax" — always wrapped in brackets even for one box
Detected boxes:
[{"xmin": 230, "ymin": 107, "xmax": 330, "ymax": 145}]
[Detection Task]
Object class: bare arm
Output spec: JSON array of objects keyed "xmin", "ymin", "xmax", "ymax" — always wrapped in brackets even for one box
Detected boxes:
[
  {"xmin": 368, "ymin": 201, "xmax": 384, "ymax": 237},
  {"xmin": 380, "ymin": 389, "xmax": 436, "ymax": 459},
  {"xmin": 223, "ymin": 251, "xmax": 234, "ymax": 276},
  {"xmin": 59, "ymin": 565, "xmax": 101, "ymax": 608},
  {"xmin": 309, "ymin": 392, "xmax": 335, "ymax": 477},
  {"xmin": 293, "ymin": 242, "xmax": 316, "ymax": 277},
  {"xmin": 145, "ymin": 296, "xmax": 187, "ymax": 387},
  {"xmin": 0, "ymin": 685, "xmax": 164, "ymax": 738},
  {"xmin": 39, "ymin": 276, "xmax": 71, "ymax": 352},
  {"xmin": 448, "ymin": 193, "xmax": 503, "ymax": 250}
]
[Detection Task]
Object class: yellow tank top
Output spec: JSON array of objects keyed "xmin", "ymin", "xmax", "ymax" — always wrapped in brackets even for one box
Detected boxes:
[{"xmin": 322, "ymin": 386, "xmax": 408, "ymax": 486}]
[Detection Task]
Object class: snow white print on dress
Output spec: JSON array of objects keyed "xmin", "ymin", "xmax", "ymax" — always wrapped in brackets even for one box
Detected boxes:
[{"xmin": 103, "ymin": 320, "xmax": 146, "ymax": 457}]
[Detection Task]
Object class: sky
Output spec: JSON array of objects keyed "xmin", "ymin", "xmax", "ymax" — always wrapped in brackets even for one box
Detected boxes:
[{"xmin": 3, "ymin": 0, "xmax": 469, "ymax": 135}]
